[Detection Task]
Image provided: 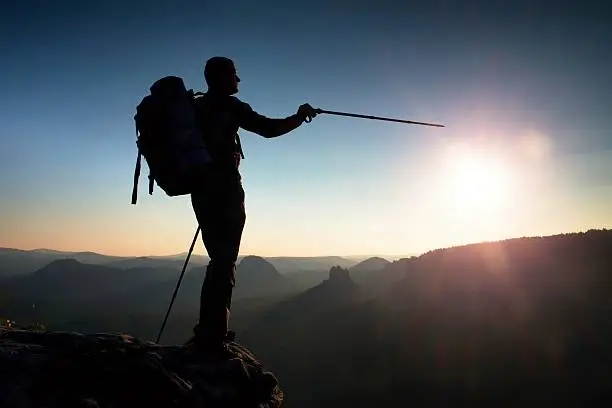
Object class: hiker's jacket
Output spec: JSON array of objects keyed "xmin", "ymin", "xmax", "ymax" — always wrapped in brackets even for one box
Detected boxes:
[{"xmin": 195, "ymin": 93, "xmax": 301, "ymax": 171}]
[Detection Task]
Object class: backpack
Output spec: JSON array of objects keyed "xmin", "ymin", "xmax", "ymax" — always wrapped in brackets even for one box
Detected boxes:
[{"xmin": 131, "ymin": 76, "xmax": 212, "ymax": 204}]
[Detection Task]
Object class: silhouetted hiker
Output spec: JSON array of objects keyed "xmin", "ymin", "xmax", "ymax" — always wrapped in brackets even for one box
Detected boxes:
[{"xmin": 187, "ymin": 56, "xmax": 318, "ymax": 352}]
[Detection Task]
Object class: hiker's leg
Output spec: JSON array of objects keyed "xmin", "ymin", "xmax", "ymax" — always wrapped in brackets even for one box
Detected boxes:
[
  {"xmin": 191, "ymin": 182, "xmax": 245, "ymax": 342},
  {"xmin": 191, "ymin": 189, "xmax": 226, "ymax": 341},
  {"xmin": 221, "ymin": 185, "xmax": 246, "ymax": 313}
]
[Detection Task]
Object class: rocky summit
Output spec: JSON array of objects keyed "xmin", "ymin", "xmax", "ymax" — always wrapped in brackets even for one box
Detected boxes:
[{"xmin": 0, "ymin": 328, "xmax": 283, "ymax": 408}]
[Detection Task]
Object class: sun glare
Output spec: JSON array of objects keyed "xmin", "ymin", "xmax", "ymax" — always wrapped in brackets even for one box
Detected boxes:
[
  {"xmin": 449, "ymin": 151, "xmax": 510, "ymax": 210},
  {"xmin": 431, "ymin": 140, "xmax": 521, "ymax": 241}
]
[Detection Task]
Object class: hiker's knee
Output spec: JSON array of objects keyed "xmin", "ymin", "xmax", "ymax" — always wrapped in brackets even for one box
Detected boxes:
[{"xmin": 206, "ymin": 260, "xmax": 236, "ymax": 287}]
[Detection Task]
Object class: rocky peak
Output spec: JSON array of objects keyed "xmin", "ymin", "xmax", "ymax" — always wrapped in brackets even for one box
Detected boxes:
[{"xmin": 328, "ymin": 266, "xmax": 353, "ymax": 284}]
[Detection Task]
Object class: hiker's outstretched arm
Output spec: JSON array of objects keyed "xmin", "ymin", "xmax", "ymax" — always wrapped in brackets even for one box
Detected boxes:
[{"xmin": 237, "ymin": 102, "xmax": 303, "ymax": 138}]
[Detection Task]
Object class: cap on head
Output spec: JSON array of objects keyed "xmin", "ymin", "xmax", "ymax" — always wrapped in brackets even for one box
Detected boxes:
[{"xmin": 204, "ymin": 56, "xmax": 237, "ymax": 85}]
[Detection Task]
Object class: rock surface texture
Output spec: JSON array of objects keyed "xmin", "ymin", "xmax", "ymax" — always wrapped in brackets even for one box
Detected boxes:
[{"xmin": 0, "ymin": 328, "xmax": 283, "ymax": 408}]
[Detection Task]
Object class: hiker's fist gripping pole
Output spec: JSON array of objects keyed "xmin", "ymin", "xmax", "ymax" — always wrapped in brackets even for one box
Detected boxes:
[
  {"xmin": 298, "ymin": 103, "xmax": 319, "ymax": 123},
  {"xmin": 307, "ymin": 108, "xmax": 445, "ymax": 127}
]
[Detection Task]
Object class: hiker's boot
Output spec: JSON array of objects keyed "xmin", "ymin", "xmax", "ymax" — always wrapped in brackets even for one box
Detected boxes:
[
  {"xmin": 186, "ymin": 303, "xmax": 233, "ymax": 355},
  {"xmin": 225, "ymin": 330, "xmax": 236, "ymax": 342},
  {"xmin": 185, "ymin": 326, "xmax": 235, "ymax": 359},
  {"xmin": 185, "ymin": 329, "xmax": 235, "ymax": 346}
]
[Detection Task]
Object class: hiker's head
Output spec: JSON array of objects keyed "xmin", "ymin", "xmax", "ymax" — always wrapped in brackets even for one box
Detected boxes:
[{"xmin": 204, "ymin": 56, "xmax": 240, "ymax": 95}]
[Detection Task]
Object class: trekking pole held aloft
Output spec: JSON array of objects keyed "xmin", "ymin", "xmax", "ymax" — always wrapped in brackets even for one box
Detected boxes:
[
  {"xmin": 156, "ymin": 226, "xmax": 201, "ymax": 344},
  {"xmin": 309, "ymin": 108, "xmax": 445, "ymax": 127}
]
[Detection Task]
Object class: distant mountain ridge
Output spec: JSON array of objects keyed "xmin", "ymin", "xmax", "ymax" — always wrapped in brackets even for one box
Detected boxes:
[
  {"xmin": 349, "ymin": 256, "xmax": 392, "ymax": 282},
  {"xmin": 0, "ymin": 247, "xmax": 375, "ymax": 277},
  {"xmin": 1, "ymin": 259, "xmax": 179, "ymax": 305},
  {"xmin": 0, "ymin": 254, "xmax": 300, "ymax": 319}
]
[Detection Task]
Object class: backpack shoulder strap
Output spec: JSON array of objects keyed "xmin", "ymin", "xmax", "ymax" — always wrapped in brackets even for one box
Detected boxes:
[
  {"xmin": 195, "ymin": 92, "xmax": 246, "ymax": 160},
  {"xmin": 236, "ymin": 133, "xmax": 245, "ymax": 159}
]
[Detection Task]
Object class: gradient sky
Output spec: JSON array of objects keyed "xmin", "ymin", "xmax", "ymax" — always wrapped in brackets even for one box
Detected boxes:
[{"xmin": 1, "ymin": 0, "xmax": 611, "ymax": 257}]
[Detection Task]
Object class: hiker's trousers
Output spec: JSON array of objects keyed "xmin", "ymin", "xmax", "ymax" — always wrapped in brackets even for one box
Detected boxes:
[{"xmin": 190, "ymin": 171, "xmax": 246, "ymax": 341}]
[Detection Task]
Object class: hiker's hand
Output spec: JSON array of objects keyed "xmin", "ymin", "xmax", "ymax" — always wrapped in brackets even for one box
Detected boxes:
[{"xmin": 297, "ymin": 103, "xmax": 318, "ymax": 123}]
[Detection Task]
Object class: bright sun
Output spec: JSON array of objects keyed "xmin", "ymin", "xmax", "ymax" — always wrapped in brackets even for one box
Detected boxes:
[
  {"xmin": 441, "ymin": 143, "xmax": 516, "ymax": 218},
  {"xmin": 450, "ymin": 155, "xmax": 508, "ymax": 207}
]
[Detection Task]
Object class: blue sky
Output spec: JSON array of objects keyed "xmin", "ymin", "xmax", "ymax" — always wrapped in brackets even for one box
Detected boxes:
[{"xmin": 1, "ymin": 0, "xmax": 611, "ymax": 257}]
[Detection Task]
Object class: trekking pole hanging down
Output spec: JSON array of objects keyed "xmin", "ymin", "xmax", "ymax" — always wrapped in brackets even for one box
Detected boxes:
[
  {"xmin": 309, "ymin": 108, "xmax": 445, "ymax": 127},
  {"xmin": 156, "ymin": 225, "xmax": 201, "ymax": 344}
]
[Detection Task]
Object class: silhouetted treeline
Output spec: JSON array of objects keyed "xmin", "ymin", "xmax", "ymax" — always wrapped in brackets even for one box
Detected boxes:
[{"xmin": 241, "ymin": 229, "xmax": 612, "ymax": 408}]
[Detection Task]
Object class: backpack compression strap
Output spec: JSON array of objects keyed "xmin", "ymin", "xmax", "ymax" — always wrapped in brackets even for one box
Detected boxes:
[
  {"xmin": 148, "ymin": 174, "xmax": 155, "ymax": 196},
  {"xmin": 131, "ymin": 122, "xmax": 157, "ymax": 205},
  {"xmin": 131, "ymin": 151, "xmax": 142, "ymax": 205},
  {"xmin": 131, "ymin": 124, "xmax": 142, "ymax": 205}
]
